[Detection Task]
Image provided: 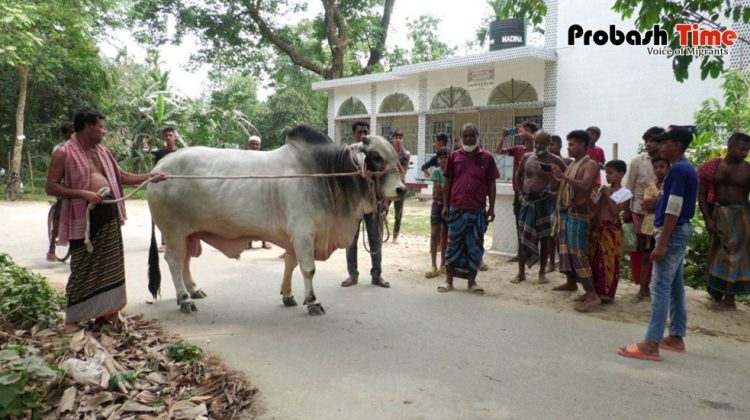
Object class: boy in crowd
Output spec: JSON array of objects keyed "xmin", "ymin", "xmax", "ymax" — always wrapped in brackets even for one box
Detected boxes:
[
  {"xmin": 422, "ymin": 134, "xmax": 449, "ymax": 177},
  {"xmin": 589, "ymin": 160, "xmax": 632, "ymax": 303},
  {"xmin": 425, "ymin": 147, "xmax": 450, "ymax": 278},
  {"xmin": 618, "ymin": 126, "xmax": 698, "ymax": 361},
  {"xmin": 635, "ymin": 157, "xmax": 671, "ymax": 300}
]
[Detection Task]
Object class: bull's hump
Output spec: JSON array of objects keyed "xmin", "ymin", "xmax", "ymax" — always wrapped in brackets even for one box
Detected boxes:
[{"xmin": 286, "ymin": 125, "xmax": 333, "ymax": 149}]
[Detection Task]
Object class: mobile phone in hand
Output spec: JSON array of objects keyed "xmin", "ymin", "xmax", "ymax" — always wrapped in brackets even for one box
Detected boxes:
[{"xmin": 506, "ymin": 127, "xmax": 517, "ymax": 136}]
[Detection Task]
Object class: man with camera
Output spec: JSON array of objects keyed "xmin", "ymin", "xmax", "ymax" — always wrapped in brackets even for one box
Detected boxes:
[{"xmin": 512, "ymin": 131, "xmax": 566, "ymax": 284}]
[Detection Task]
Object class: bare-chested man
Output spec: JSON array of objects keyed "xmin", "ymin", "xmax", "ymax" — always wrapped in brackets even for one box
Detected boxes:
[
  {"xmin": 513, "ymin": 131, "xmax": 566, "ymax": 284},
  {"xmin": 707, "ymin": 132, "xmax": 750, "ymax": 311},
  {"xmin": 46, "ymin": 108, "xmax": 165, "ymax": 332},
  {"xmin": 550, "ymin": 130, "xmax": 600, "ymax": 312}
]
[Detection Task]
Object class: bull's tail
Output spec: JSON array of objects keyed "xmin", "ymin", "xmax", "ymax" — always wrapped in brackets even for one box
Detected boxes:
[{"xmin": 148, "ymin": 221, "xmax": 161, "ymax": 300}]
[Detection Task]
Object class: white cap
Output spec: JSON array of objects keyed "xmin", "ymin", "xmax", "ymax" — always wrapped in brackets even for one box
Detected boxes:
[{"xmin": 249, "ymin": 135, "xmax": 261, "ymax": 143}]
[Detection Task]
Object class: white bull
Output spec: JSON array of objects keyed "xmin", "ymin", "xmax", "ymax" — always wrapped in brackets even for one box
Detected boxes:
[{"xmin": 146, "ymin": 125, "xmax": 405, "ymax": 315}]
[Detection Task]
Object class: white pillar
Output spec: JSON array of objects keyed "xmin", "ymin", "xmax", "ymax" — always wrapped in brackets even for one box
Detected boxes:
[
  {"xmin": 417, "ymin": 76, "xmax": 428, "ymax": 168},
  {"xmin": 327, "ymin": 90, "xmax": 336, "ymax": 140},
  {"xmin": 370, "ymin": 83, "xmax": 378, "ymax": 135}
]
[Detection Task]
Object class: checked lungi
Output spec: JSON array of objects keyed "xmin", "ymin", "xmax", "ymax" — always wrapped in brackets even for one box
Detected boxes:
[{"xmin": 445, "ymin": 207, "xmax": 488, "ymax": 279}]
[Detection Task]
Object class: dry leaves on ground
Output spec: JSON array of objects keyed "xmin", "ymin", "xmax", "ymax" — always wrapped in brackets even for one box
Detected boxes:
[{"xmin": 0, "ymin": 313, "xmax": 258, "ymax": 419}]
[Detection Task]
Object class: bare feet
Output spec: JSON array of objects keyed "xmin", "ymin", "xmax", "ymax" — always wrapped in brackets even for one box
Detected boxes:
[
  {"xmin": 392, "ymin": 236, "xmax": 399, "ymax": 244},
  {"xmin": 573, "ymin": 293, "xmax": 587, "ymax": 302},
  {"xmin": 63, "ymin": 323, "xmax": 78, "ymax": 333},
  {"xmin": 510, "ymin": 273, "xmax": 526, "ymax": 284},
  {"xmin": 575, "ymin": 293, "xmax": 601, "ymax": 312},
  {"xmin": 710, "ymin": 300, "xmax": 737, "ymax": 311},
  {"xmin": 552, "ymin": 283, "xmax": 578, "ymax": 292},
  {"xmin": 546, "ymin": 264, "xmax": 556, "ymax": 273},
  {"xmin": 158, "ymin": 245, "xmax": 166, "ymax": 253},
  {"xmin": 537, "ymin": 272, "xmax": 549, "ymax": 284},
  {"xmin": 46, "ymin": 252, "xmax": 56, "ymax": 262}
]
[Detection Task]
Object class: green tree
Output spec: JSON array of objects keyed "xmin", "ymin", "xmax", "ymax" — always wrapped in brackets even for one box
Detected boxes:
[
  {"xmin": 130, "ymin": 0, "xmax": 397, "ymax": 79},
  {"xmin": 500, "ymin": 0, "xmax": 750, "ymax": 82},
  {"xmin": 0, "ymin": 0, "xmax": 117, "ymax": 199},
  {"xmin": 683, "ymin": 70, "xmax": 750, "ymax": 290},
  {"xmin": 386, "ymin": 15, "xmax": 456, "ymax": 67}
]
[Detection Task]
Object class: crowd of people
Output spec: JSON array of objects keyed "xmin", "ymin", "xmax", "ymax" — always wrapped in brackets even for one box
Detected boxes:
[{"xmin": 45, "ymin": 107, "xmax": 748, "ymax": 362}]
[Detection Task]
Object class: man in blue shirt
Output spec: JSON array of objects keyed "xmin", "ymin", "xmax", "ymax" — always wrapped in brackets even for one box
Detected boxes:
[{"xmin": 618, "ymin": 126, "xmax": 698, "ymax": 361}]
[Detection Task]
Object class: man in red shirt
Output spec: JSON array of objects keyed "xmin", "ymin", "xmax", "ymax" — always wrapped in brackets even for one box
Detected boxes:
[
  {"xmin": 586, "ymin": 126, "xmax": 606, "ymax": 185},
  {"xmin": 496, "ymin": 120, "xmax": 538, "ymax": 262},
  {"xmin": 439, "ymin": 123, "xmax": 500, "ymax": 295}
]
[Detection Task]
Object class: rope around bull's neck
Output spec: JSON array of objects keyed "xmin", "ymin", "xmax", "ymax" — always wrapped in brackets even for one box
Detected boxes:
[{"xmin": 83, "ymin": 157, "xmax": 398, "ymax": 254}]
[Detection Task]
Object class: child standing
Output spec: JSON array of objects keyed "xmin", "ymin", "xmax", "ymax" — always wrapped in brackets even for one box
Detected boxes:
[
  {"xmin": 590, "ymin": 160, "xmax": 633, "ymax": 303},
  {"xmin": 425, "ymin": 148, "xmax": 450, "ymax": 278},
  {"xmin": 636, "ymin": 157, "xmax": 671, "ymax": 299}
]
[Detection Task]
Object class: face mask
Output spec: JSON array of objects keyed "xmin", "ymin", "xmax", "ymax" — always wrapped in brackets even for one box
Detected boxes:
[{"xmin": 462, "ymin": 144, "xmax": 477, "ymax": 152}]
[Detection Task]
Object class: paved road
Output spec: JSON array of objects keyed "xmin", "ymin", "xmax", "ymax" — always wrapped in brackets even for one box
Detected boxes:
[{"xmin": 2, "ymin": 201, "xmax": 749, "ymax": 419}]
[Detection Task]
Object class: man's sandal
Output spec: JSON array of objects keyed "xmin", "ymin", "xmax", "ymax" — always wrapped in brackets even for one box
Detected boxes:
[
  {"xmin": 437, "ymin": 283, "xmax": 453, "ymax": 293},
  {"xmin": 341, "ymin": 276, "xmax": 358, "ymax": 287},
  {"xmin": 469, "ymin": 284, "xmax": 485, "ymax": 295},
  {"xmin": 617, "ymin": 344, "xmax": 662, "ymax": 361}
]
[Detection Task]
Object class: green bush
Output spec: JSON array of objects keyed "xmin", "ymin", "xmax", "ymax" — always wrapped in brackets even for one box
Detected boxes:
[
  {"xmin": 166, "ymin": 340, "xmax": 203, "ymax": 363},
  {"xmin": 0, "ymin": 344, "xmax": 59, "ymax": 419},
  {"xmin": 0, "ymin": 254, "xmax": 66, "ymax": 329}
]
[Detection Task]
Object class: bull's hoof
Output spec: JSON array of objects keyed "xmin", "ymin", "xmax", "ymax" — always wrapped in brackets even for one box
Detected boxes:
[
  {"xmin": 282, "ymin": 296, "xmax": 298, "ymax": 307},
  {"xmin": 179, "ymin": 302, "xmax": 198, "ymax": 313},
  {"xmin": 306, "ymin": 302, "xmax": 325, "ymax": 316},
  {"xmin": 177, "ymin": 294, "xmax": 197, "ymax": 314},
  {"xmin": 191, "ymin": 289, "xmax": 208, "ymax": 299}
]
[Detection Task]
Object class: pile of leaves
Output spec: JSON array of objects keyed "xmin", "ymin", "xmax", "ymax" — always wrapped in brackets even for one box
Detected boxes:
[
  {"xmin": 0, "ymin": 254, "xmax": 258, "ymax": 419},
  {"xmin": 1, "ymin": 315, "xmax": 258, "ymax": 419}
]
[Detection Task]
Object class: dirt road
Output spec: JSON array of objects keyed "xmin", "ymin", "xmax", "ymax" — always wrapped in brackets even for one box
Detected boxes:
[{"xmin": 2, "ymin": 200, "xmax": 749, "ymax": 419}]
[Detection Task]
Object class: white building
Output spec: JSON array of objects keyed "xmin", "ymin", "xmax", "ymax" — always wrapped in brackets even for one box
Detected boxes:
[{"xmin": 312, "ymin": 0, "xmax": 748, "ymax": 254}]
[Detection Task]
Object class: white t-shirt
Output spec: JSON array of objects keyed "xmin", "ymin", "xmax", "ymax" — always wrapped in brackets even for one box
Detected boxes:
[
  {"xmin": 610, "ymin": 187, "xmax": 633, "ymax": 205},
  {"xmin": 594, "ymin": 186, "xmax": 633, "ymax": 205}
]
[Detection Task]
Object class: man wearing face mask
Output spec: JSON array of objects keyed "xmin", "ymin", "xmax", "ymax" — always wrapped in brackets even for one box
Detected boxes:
[
  {"xmin": 438, "ymin": 123, "xmax": 500, "ymax": 295},
  {"xmin": 512, "ymin": 131, "xmax": 566, "ymax": 284}
]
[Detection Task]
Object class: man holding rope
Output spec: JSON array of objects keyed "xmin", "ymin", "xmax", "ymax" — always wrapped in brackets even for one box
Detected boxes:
[
  {"xmin": 342, "ymin": 121, "xmax": 391, "ymax": 288},
  {"xmin": 46, "ymin": 108, "xmax": 166, "ymax": 332}
]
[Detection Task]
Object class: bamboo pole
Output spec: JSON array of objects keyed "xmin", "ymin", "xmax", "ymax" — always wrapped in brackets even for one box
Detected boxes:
[{"xmin": 612, "ymin": 142, "xmax": 618, "ymax": 161}]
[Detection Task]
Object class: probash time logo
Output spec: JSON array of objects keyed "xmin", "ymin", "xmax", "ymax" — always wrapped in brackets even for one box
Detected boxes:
[{"xmin": 568, "ymin": 24, "xmax": 737, "ymax": 57}]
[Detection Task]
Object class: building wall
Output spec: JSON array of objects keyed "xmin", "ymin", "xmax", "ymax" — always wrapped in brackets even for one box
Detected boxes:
[
  {"xmin": 554, "ymin": 0, "xmax": 722, "ymax": 163},
  {"xmin": 424, "ymin": 59, "xmax": 546, "ymax": 110}
]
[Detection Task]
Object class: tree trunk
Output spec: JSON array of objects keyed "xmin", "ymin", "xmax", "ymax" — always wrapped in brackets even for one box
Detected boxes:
[{"xmin": 6, "ymin": 65, "xmax": 28, "ymax": 201}]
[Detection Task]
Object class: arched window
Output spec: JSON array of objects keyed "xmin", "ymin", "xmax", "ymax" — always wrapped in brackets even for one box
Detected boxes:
[
  {"xmin": 379, "ymin": 93, "xmax": 415, "ymax": 113},
  {"xmin": 337, "ymin": 97, "xmax": 368, "ymax": 116},
  {"xmin": 488, "ymin": 79, "xmax": 538, "ymax": 105},
  {"xmin": 430, "ymin": 87, "xmax": 473, "ymax": 109}
]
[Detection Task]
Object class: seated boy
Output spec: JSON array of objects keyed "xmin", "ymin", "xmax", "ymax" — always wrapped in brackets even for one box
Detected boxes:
[{"xmin": 589, "ymin": 160, "xmax": 632, "ymax": 303}]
